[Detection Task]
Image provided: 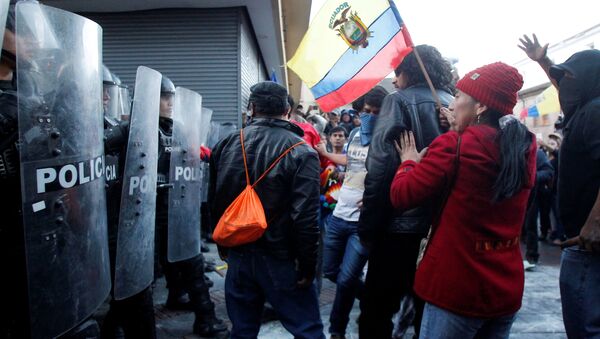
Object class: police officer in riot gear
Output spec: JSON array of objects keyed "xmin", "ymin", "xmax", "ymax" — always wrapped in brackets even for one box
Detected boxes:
[
  {"xmin": 0, "ymin": 6, "xmax": 29, "ymax": 338},
  {"xmin": 3, "ymin": 2, "xmax": 112, "ymax": 338},
  {"xmin": 101, "ymin": 64, "xmax": 157, "ymax": 339},
  {"xmin": 155, "ymin": 75, "xmax": 229, "ymax": 338}
]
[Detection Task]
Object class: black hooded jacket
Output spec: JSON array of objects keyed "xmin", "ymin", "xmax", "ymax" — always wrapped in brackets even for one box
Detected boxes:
[
  {"xmin": 209, "ymin": 118, "xmax": 321, "ymax": 277},
  {"xmin": 552, "ymin": 49, "xmax": 600, "ymax": 237},
  {"xmin": 358, "ymin": 85, "xmax": 454, "ymax": 242}
]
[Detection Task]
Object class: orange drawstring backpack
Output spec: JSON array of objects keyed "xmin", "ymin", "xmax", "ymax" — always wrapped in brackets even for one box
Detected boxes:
[{"xmin": 213, "ymin": 129, "xmax": 305, "ymax": 247}]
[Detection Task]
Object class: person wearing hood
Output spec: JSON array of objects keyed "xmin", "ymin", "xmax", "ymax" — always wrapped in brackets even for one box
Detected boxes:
[
  {"xmin": 357, "ymin": 45, "xmax": 455, "ymax": 338},
  {"xmin": 520, "ymin": 35, "xmax": 600, "ymax": 338},
  {"xmin": 391, "ymin": 62, "xmax": 536, "ymax": 338},
  {"xmin": 339, "ymin": 110, "xmax": 354, "ymax": 135}
]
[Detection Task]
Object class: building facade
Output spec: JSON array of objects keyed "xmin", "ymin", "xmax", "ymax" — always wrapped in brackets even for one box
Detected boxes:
[{"xmin": 49, "ymin": 0, "xmax": 311, "ymax": 126}]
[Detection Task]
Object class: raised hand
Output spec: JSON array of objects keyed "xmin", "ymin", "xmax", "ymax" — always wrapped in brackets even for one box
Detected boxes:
[{"xmin": 518, "ymin": 34, "xmax": 549, "ymax": 62}]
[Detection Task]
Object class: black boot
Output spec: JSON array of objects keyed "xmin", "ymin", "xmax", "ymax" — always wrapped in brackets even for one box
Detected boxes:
[
  {"xmin": 193, "ymin": 315, "xmax": 229, "ymax": 338},
  {"xmin": 201, "ymin": 243, "xmax": 210, "ymax": 253},
  {"xmin": 166, "ymin": 289, "xmax": 193, "ymax": 311},
  {"xmin": 204, "ymin": 274, "xmax": 214, "ymax": 288}
]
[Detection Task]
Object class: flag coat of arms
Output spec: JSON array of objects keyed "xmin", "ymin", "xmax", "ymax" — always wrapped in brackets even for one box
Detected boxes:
[{"xmin": 288, "ymin": 0, "xmax": 413, "ymax": 111}]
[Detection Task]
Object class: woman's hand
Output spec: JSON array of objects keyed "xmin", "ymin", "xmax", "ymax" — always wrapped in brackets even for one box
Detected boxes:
[
  {"xmin": 394, "ymin": 131, "xmax": 428, "ymax": 163},
  {"xmin": 439, "ymin": 107, "xmax": 457, "ymax": 131}
]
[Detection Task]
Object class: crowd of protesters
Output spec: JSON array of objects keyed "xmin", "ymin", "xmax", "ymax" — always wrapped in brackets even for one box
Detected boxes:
[{"xmin": 207, "ymin": 34, "xmax": 600, "ymax": 339}]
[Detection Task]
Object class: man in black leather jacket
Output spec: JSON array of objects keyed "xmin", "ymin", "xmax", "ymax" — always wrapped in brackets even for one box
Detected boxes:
[
  {"xmin": 209, "ymin": 81, "xmax": 324, "ymax": 338},
  {"xmin": 357, "ymin": 45, "xmax": 455, "ymax": 338}
]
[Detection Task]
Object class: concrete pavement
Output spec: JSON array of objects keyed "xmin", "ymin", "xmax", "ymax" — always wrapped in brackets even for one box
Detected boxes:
[{"xmin": 154, "ymin": 241, "xmax": 566, "ymax": 339}]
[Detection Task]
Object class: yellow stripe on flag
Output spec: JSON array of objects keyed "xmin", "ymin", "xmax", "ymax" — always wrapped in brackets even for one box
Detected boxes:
[
  {"xmin": 287, "ymin": 0, "xmax": 392, "ymax": 88},
  {"xmin": 536, "ymin": 85, "xmax": 560, "ymax": 116}
]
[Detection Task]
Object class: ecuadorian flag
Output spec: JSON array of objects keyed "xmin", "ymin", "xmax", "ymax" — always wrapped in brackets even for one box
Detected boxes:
[{"xmin": 288, "ymin": 0, "xmax": 413, "ymax": 112}]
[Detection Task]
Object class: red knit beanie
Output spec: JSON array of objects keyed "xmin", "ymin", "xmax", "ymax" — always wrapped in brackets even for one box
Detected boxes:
[{"xmin": 455, "ymin": 62, "xmax": 524, "ymax": 115}]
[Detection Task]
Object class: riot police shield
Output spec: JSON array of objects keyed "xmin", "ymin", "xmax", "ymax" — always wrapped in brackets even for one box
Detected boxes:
[
  {"xmin": 16, "ymin": 3, "xmax": 110, "ymax": 338},
  {"xmin": 0, "ymin": 0, "xmax": 8, "ymax": 51},
  {"xmin": 167, "ymin": 87, "xmax": 203, "ymax": 262},
  {"xmin": 199, "ymin": 108, "xmax": 213, "ymax": 203},
  {"xmin": 114, "ymin": 66, "xmax": 161, "ymax": 300},
  {"xmin": 119, "ymin": 84, "xmax": 131, "ymax": 119},
  {"xmin": 199, "ymin": 107, "xmax": 213, "ymax": 147},
  {"xmin": 207, "ymin": 121, "xmax": 237, "ymax": 148}
]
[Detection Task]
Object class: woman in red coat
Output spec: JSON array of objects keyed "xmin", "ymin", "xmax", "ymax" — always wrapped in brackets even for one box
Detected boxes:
[{"xmin": 390, "ymin": 62, "xmax": 537, "ymax": 339}]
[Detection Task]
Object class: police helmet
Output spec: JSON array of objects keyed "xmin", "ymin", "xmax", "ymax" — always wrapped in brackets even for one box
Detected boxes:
[
  {"xmin": 161, "ymin": 75, "xmax": 176, "ymax": 95},
  {"xmin": 103, "ymin": 64, "xmax": 116, "ymax": 86},
  {"xmin": 112, "ymin": 72, "xmax": 122, "ymax": 86}
]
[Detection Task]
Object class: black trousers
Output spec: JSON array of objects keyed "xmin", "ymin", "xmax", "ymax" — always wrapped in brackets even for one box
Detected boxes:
[
  {"xmin": 359, "ymin": 233, "xmax": 425, "ymax": 339},
  {"xmin": 104, "ymin": 220, "xmax": 157, "ymax": 339},
  {"xmin": 524, "ymin": 188, "xmax": 540, "ymax": 262},
  {"xmin": 538, "ymin": 188, "xmax": 552, "ymax": 238},
  {"xmin": 101, "ymin": 287, "xmax": 156, "ymax": 339},
  {"xmin": 156, "ymin": 207, "xmax": 216, "ymax": 320}
]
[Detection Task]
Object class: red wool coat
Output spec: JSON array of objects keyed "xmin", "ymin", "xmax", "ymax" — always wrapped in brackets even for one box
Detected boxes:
[{"xmin": 390, "ymin": 125, "xmax": 537, "ymax": 318}]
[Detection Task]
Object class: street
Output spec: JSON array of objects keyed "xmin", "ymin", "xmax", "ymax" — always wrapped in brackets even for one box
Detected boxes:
[{"xmin": 153, "ymin": 241, "xmax": 567, "ymax": 339}]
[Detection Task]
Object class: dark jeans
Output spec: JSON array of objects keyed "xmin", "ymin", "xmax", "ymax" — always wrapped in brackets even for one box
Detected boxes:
[
  {"xmin": 560, "ymin": 247, "xmax": 600, "ymax": 337},
  {"xmin": 323, "ymin": 215, "xmax": 369, "ymax": 335},
  {"xmin": 524, "ymin": 188, "xmax": 539, "ymax": 262},
  {"xmin": 419, "ymin": 303, "xmax": 515, "ymax": 339},
  {"xmin": 359, "ymin": 233, "xmax": 425, "ymax": 339},
  {"xmin": 225, "ymin": 249, "xmax": 325, "ymax": 339},
  {"xmin": 101, "ymin": 287, "xmax": 157, "ymax": 339}
]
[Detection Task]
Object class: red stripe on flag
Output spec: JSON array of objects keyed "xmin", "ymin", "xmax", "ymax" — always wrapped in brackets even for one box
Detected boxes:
[{"xmin": 315, "ymin": 29, "xmax": 413, "ymax": 112}]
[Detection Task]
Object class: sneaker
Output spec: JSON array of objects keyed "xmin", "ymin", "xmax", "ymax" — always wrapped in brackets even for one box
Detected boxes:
[{"xmin": 523, "ymin": 260, "xmax": 536, "ymax": 271}]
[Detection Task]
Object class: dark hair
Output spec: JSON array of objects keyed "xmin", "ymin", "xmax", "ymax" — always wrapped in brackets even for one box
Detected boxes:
[
  {"xmin": 352, "ymin": 95, "xmax": 365, "ymax": 111},
  {"xmin": 364, "ymin": 86, "xmax": 389, "ymax": 108},
  {"xmin": 249, "ymin": 82, "xmax": 289, "ymax": 116},
  {"xmin": 328, "ymin": 126, "xmax": 347, "ymax": 137},
  {"xmin": 395, "ymin": 45, "xmax": 454, "ymax": 93},
  {"xmin": 287, "ymin": 95, "xmax": 296, "ymax": 111},
  {"xmin": 479, "ymin": 110, "xmax": 533, "ymax": 202}
]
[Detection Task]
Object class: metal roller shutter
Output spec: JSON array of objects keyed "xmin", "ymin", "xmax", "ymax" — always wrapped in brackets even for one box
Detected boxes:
[
  {"xmin": 84, "ymin": 8, "xmax": 240, "ymax": 124},
  {"xmin": 240, "ymin": 10, "xmax": 268, "ymax": 113}
]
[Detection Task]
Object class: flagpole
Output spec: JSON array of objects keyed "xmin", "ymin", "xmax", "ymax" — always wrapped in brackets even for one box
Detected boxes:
[{"xmin": 412, "ymin": 46, "xmax": 442, "ymax": 110}]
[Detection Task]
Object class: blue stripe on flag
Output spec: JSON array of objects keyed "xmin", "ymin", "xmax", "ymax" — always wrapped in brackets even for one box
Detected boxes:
[{"xmin": 309, "ymin": 8, "xmax": 401, "ymax": 99}]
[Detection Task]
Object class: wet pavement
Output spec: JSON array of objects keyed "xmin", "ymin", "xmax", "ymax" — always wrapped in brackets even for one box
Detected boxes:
[{"xmin": 154, "ymin": 241, "xmax": 567, "ymax": 339}]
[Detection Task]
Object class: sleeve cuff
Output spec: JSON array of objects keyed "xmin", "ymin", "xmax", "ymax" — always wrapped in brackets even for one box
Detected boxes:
[{"xmin": 397, "ymin": 160, "xmax": 417, "ymax": 175}]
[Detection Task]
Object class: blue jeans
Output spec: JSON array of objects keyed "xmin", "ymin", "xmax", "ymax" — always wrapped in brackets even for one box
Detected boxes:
[
  {"xmin": 322, "ymin": 215, "xmax": 369, "ymax": 335},
  {"xmin": 419, "ymin": 303, "xmax": 516, "ymax": 339},
  {"xmin": 225, "ymin": 249, "xmax": 325, "ymax": 339},
  {"xmin": 560, "ymin": 247, "xmax": 600, "ymax": 337}
]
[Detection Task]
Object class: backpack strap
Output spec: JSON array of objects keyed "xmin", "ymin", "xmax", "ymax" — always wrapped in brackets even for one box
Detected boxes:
[
  {"xmin": 240, "ymin": 129, "xmax": 306, "ymax": 188},
  {"xmin": 252, "ymin": 140, "xmax": 305, "ymax": 188},
  {"xmin": 240, "ymin": 129, "xmax": 251, "ymax": 186}
]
